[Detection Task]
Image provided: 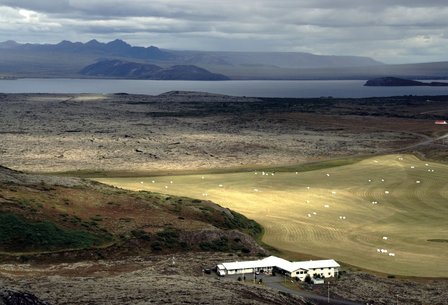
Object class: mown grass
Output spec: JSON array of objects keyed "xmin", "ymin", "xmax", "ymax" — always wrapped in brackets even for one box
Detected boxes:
[{"xmin": 95, "ymin": 154, "xmax": 448, "ymax": 277}]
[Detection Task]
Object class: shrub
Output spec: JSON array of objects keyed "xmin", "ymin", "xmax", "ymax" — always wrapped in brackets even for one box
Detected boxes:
[
  {"xmin": 90, "ymin": 215, "xmax": 103, "ymax": 222},
  {"xmin": 131, "ymin": 229, "xmax": 151, "ymax": 241},
  {"xmin": 154, "ymin": 228, "xmax": 180, "ymax": 249},
  {"xmin": 241, "ymin": 247, "xmax": 251, "ymax": 254},
  {"xmin": 151, "ymin": 241, "xmax": 162, "ymax": 251},
  {"xmin": 0, "ymin": 213, "xmax": 107, "ymax": 251},
  {"xmin": 222, "ymin": 211, "xmax": 262, "ymax": 238},
  {"xmin": 199, "ymin": 237, "xmax": 230, "ymax": 251}
]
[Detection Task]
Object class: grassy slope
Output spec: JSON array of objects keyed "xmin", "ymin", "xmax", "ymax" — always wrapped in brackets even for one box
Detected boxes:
[
  {"xmin": 0, "ymin": 213, "xmax": 107, "ymax": 252},
  {"xmin": 95, "ymin": 154, "xmax": 448, "ymax": 277},
  {"xmin": 0, "ymin": 178, "xmax": 263, "ymax": 258}
]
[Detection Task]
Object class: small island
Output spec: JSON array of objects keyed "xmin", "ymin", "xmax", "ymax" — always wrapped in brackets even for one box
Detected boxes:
[{"xmin": 364, "ymin": 77, "xmax": 448, "ymax": 87}]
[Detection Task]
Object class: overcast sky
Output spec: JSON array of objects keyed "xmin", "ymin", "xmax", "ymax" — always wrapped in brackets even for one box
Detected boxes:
[{"xmin": 0, "ymin": 0, "xmax": 447, "ymax": 63}]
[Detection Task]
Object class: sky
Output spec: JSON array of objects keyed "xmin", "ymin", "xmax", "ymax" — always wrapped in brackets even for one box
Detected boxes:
[{"xmin": 0, "ymin": 0, "xmax": 447, "ymax": 63}]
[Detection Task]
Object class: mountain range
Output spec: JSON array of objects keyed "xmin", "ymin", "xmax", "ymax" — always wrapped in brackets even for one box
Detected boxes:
[{"xmin": 0, "ymin": 39, "xmax": 447, "ymax": 80}]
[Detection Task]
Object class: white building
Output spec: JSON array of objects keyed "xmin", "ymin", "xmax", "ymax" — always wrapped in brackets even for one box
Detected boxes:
[
  {"xmin": 216, "ymin": 255, "xmax": 340, "ymax": 281},
  {"xmin": 281, "ymin": 259, "xmax": 340, "ymax": 281}
]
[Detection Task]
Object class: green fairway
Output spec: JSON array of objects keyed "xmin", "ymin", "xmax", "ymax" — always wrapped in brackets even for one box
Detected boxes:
[{"xmin": 94, "ymin": 154, "xmax": 448, "ymax": 277}]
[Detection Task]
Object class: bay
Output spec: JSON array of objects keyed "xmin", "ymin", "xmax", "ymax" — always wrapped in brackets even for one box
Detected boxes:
[{"xmin": 1, "ymin": 78, "xmax": 448, "ymax": 98}]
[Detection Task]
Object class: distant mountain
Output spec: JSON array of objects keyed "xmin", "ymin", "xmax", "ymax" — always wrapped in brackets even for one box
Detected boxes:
[
  {"xmin": 168, "ymin": 50, "xmax": 383, "ymax": 69},
  {"xmin": 80, "ymin": 59, "xmax": 230, "ymax": 80},
  {"xmin": 0, "ymin": 39, "xmax": 174, "ymax": 61},
  {"xmin": 0, "ymin": 39, "xmax": 382, "ymax": 69},
  {"xmin": 1, "ymin": 39, "xmax": 447, "ymax": 80},
  {"xmin": 365, "ymin": 77, "xmax": 448, "ymax": 87}
]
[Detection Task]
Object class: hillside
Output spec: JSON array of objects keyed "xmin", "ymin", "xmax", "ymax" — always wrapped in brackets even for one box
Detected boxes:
[
  {"xmin": 0, "ymin": 167, "xmax": 313, "ymax": 305},
  {"xmin": 0, "ymin": 165, "xmax": 264, "ymax": 258},
  {"xmin": 80, "ymin": 60, "xmax": 230, "ymax": 80}
]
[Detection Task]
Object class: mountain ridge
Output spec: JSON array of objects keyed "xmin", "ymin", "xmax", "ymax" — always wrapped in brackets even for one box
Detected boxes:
[
  {"xmin": 2, "ymin": 39, "xmax": 448, "ymax": 80},
  {"xmin": 0, "ymin": 39, "xmax": 382, "ymax": 68},
  {"xmin": 80, "ymin": 59, "xmax": 230, "ymax": 80}
]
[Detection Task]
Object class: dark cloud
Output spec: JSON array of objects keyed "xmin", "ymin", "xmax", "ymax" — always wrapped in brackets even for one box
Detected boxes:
[{"xmin": 0, "ymin": 0, "xmax": 447, "ymax": 63}]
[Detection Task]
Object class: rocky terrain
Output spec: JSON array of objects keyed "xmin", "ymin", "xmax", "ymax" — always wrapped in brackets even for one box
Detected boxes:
[
  {"xmin": 2, "ymin": 92, "xmax": 447, "ymax": 174},
  {"xmin": 317, "ymin": 272, "xmax": 448, "ymax": 305},
  {"xmin": 0, "ymin": 254, "xmax": 308, "ymax": 305},
  {"xmin": 0, "ymin": 290, "xmax": 49, "ymax": 305},
  {"xmin": 1, "ymin": 92, "xmax": 448, "ymax": 305}
]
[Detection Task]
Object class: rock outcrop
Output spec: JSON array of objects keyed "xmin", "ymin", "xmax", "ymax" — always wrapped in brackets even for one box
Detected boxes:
[{"xmin": 0, "ymin": 290, "xmax": 50, "ymax": 305}]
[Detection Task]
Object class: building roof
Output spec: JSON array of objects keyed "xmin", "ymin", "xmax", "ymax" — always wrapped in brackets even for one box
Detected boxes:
[
  {"xmin": 219, "ymin": 256, "xmax": 340, "ymax": 273},
  {"xmin": 286, "ymin": 259, "xmax": 340, "ymax": 273},
  {"xmin": 220, "ymin": 255, "xmax": 290, "ymax": 271}
]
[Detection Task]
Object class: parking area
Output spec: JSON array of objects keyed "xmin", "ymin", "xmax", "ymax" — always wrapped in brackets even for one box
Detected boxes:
[{"xmin": 207, "ymin": 272, "xmax": 363, "ymax": 305}]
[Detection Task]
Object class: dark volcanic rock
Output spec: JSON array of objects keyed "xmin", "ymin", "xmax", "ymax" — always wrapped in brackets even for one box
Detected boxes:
[
  {"xmin": 0, "ymin": 290, "xmax": 50, "ymax": 305},
  {"xmin": 365, "ymin": 77, "xmax": 448, "ymax": 86}
]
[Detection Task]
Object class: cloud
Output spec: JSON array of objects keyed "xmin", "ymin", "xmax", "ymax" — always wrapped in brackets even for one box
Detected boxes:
[{"xmin": 0, "ymin": 0, "xmax": 447, "ymax": 63}]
